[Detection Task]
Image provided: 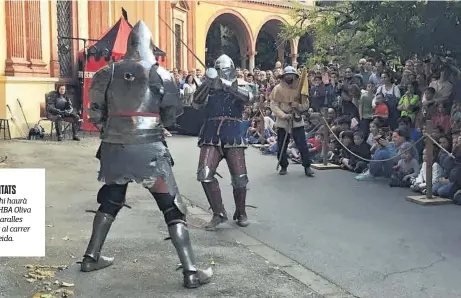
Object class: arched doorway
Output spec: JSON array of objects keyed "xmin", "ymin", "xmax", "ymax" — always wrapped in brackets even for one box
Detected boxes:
[
  {"xmin": 205, "ymin": 12, "xmax": 253, "ymax": 68},
  {"xmin": 255, "ymin": 18, "xmax": 292, "ymax": 70},
  {"xmin": 297, "ymin": 34, "xmax": 314, "ymax": 66}
]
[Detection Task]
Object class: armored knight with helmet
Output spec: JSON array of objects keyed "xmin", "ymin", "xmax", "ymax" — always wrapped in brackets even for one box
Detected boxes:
[
  {"xmin": 191, "ymin": 54, "xmax": 254, "ymax": 230},
  {"xmin": 81, "ymin": 20, "xmax": 212, "ymax": 289}
]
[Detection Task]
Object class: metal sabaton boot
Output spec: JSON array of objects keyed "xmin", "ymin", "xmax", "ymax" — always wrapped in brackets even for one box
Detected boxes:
[
  {"xmin": 168, "ymin": 222, "xmax": 213, "ymax": 288},
  {"xmin": 80, "ymin": 212, "xmax": 115, "ymax": 272},
  {"xmin": 233, "ymin": 188, "xmax": 249, "ymax": 227}
]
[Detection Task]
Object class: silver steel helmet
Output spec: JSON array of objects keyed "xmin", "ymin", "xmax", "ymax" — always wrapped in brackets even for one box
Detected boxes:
[
  {"xmin": 124, "ymin": 20, "xmax": 157, "ymax": 65},
  {"xmin": 282, "ymin": 66, "xmax": 299, "ymax": 76},
  {"xmin": 214, "ymin": 54, "xmax": 237, "ymax": 81}
]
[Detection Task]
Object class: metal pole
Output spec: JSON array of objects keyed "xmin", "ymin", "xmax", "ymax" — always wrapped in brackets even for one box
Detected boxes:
[
  {"xmin": 322, "ymin": 120, "xmax": 329, "ymax": 166},
  {"xmin": 425, "ymin": 119, "xmax": 433, "ymax": 199}
]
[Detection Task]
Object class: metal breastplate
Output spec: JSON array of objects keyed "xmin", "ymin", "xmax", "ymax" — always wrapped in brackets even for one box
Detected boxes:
[{"xmin": 101, "ymin": 60, "xmax": 163, "ymax": 144}]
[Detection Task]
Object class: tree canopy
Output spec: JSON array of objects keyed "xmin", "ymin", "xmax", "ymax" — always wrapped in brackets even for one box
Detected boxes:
[{"xmin": 281, "ymin": 1, "xmax": 461, "ymax": 68}]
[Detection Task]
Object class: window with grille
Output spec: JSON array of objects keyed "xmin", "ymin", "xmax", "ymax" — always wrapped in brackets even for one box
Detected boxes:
[
  {"xmin": 175, "ymin": 24, "xmax": 182, "ymax": 70},
  {"xmin": 57, "ymin": 0, "xmax": 73, "ymax": 78}
]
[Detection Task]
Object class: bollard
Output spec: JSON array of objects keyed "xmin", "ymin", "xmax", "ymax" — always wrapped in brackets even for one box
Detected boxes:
[
  {"xmin": 425, "ymin": 120, "xmax": 433, "ymax": 199},
  {"xmin": 322, "ymin": 120, "xmax": 329, "ymax": 166}
]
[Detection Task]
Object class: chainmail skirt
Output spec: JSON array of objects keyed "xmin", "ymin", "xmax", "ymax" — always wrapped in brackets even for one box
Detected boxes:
[{"xmin": 97, "ymin": 141, "xmax": 176, "ymax": 191}]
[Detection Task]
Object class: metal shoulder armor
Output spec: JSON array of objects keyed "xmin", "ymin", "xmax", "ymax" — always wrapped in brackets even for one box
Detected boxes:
[{"xmin": 88, "ymin": 64, "xmax": 113, "ymax": 125}]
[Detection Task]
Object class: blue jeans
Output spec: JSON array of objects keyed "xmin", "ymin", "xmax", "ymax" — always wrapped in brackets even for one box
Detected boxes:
[
  {"xmin": 369, "ymin": 148, "xmax": 396, "ymax": 177},
  {"xmin": 433, "ymin": 182, "xmax": 454, "ymax": 198}
]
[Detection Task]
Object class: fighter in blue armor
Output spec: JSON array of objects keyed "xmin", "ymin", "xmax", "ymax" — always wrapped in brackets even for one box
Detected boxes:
[{"xmin": 191, "ymin": 54, "xmax": 254, "ymax": 230}]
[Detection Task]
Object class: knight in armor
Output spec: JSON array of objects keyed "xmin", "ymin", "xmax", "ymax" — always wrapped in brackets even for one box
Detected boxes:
[
  {"xmin": 269, "ymin": 66, "xmax": 315, "ymax": 177},
  {"xmin": 80, "ymin": 21, "xmax": 211, "ymax": 288},
  {"xmin": 191, "ymin": 54, "xmax": 254, "ymax": 230}
]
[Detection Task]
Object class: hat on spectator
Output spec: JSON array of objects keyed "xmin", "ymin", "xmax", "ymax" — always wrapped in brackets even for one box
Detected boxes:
[{"xmin": 282, "ymin": 66, "xmax": 299, "ymax": 76}]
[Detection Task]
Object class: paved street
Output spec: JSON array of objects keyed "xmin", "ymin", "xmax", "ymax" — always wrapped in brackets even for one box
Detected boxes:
[
  {"xmin": 0, "ymin": 137, "xmax": 319, "ymax": 298},
  {"xmin": 1, "ymin": 135, "xmax": 461, "ymax": 298},
  {"xmin": 167, "ymin": 135, "xmax": 461, "ymax": 298}
]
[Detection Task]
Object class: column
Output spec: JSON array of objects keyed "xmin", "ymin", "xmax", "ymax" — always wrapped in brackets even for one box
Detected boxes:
[
  {"xmin": 25, "ymin": 0, "xmax": 48, "ymax": 76},
  {"xmin": 48, "ymin": 1, "xmax": 59, "ymax": 77},
  {"xmin": 291, "ymin": 54, "xmax": 298, "ymax": 68},
  {"xmin": 277, "ymin": 45, "xmax": 285, "ymax": 66},
  {"xmin": 248, "ymin": 53, "xmax": 255, "ymax": 73},
  {"xmin": 186, "ymin": 1, "xmax": 196, "ymax": 70},
  {"xmin": 241, "ymin": 56, "xmax": 247, "ymax": 69},
  {"xmin": 4, "ymin": 0, "xmax": 31, "ymax": 76}
]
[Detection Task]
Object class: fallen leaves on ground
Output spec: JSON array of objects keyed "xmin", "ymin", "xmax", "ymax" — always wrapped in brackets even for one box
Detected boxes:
[{"xmin": 25, "ymin": 265, "xmax": 74, "ymax": 297}]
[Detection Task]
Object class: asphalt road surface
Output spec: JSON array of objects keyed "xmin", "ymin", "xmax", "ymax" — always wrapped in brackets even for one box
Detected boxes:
[{"xmin": 168, "ymin": 135, "xmax": 461, "ymax": 298}]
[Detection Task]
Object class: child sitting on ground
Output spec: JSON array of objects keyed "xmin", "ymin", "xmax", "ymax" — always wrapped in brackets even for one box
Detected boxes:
[
  {"xmin": 410, "ymin": 149, "xmax": 442, "ymax": 194},
  {"xmin": 307, "ymin": 131, "xmax": 324, "ymax": 163},
  {"xmin": 389, "ymin": 142, "xmax": 420, "ymax": 188},
  {"xmin": 336, "ymin": 130, "xmax": 354, "ymax": 167},
  {"xmin": 342, "ymin": 131, "xmax": 371, "ymax": 173}
]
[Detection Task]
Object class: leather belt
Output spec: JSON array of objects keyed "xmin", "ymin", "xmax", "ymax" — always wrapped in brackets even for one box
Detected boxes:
[{"xmin": 208, "ymin": 116, "xmax": 241, "ymax": 136}]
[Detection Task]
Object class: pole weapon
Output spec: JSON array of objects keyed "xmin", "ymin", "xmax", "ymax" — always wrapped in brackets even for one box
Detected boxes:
[{"xmin": 157, "ymin": 15, "xmax": 207, "ymax": 69}]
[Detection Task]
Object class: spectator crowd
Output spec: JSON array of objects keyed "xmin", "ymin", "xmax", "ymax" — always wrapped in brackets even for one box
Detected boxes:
[{"xmin": 171, "ymin": 57, "xmax": 461, "ymax": 203}]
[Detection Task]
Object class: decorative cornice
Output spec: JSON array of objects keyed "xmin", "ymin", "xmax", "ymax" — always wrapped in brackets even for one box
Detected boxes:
[{"xmin": 240, "ymin": 0, "xmax": 295, "ymax": 9}]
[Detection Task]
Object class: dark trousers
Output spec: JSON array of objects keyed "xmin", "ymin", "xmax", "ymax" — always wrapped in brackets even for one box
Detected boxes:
[
  {"xmin": 277, "ymin": 126, "xmax": 311, "ymax": 169},
  {"xmin": 54, "ymin": 113, "xmax": 80, "ymax": 137},
  {"xmin": 359, "ymin": 118, "xmax": 372, "ymax": 139}
]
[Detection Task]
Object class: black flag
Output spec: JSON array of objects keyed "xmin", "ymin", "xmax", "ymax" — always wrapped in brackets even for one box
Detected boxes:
[{"xmin": 122, "ymin": 8, "xmax": 128, "ymax": 21}]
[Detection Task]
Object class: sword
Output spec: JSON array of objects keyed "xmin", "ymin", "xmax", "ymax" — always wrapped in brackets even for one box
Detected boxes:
[{"xmin": 158, "ymin": 15, "xmax": 207, "ymax": 69}]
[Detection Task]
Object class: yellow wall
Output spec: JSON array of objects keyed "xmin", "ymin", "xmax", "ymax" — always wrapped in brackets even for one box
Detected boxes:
[
  {"xmin": 0, "ymin": 0, "xmax": 6, "ymax": 119},
  {"xmin": 110, "ymin": 0, "xmax": 159, "ymax": 44},
  {"xmin": 0, "ymin": 0, "xmax": 58, "ymax": 137},
  {"xmin": 194, "ymin": 1, "xmax": 301, "ymax": 67},
  {"xmin": 0, "ymin": 77, "xmax": 58, "ymax": 138}
]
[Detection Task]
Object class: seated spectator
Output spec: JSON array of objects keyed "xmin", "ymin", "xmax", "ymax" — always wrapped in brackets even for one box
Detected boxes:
[
  {"xmin": 431, "ymin": 103, "xmax": 451, "ymax": 132},
  {"xmin": 307, "ymin": 131, "xmax": 324, "ymax": 163},
  {"xmin": 326, "ymin": 108, "xmax": 337, "ymax": 125},
  {"xmin": 411, "ymin": 149, "xmax": 442, "ymax": 194},
  {"xmin": 373, "ymin": 93, "xmax": 389, "ymax": 121},
  {"xmin": 397, "ymin": 81, "xmax": 420, "ymax": 125},
  {"xmin": 46, "ymin": 84, "xmax": 80, "ymax": 141},
  {"xmin": 305, "ymin": 112, "xmax": 321, "ymax": 136},
  {"xmin": 331, "ymin": 130, "xmax": 353, "ymax": 165},
  {"xmin": 398, "ymin": 116, "xmax": 424, "ymax": 157},
  {"xmin": 356, "ymin": 128, "xmax": 413, "ymax": 180},
  {"xmin": 433, "ymin": 140, "xmax": 457, "ymax": 198},
  {"xmin": 345, "ymin": 131, "xmax": 371, "ymax": 173},
  {"xmin": 389, "ymin": 142, "xmax": 420, "ymax": 187}
]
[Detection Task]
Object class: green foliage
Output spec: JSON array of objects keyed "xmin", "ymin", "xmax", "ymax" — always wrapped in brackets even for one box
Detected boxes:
[{"xmin": 281, "ymin": 1, "xmax": 461, "ymax": 68}]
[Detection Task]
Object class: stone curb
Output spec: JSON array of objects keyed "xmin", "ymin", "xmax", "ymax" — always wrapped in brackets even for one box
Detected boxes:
[{"xmin": 187, "ymin": 204, "xmax": 358, "ymax": 298}]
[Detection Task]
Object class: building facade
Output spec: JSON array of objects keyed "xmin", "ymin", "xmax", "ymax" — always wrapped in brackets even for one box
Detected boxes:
[{"xmin": 0, "ymin": 0, "xmax": 314, "ymax": 138}]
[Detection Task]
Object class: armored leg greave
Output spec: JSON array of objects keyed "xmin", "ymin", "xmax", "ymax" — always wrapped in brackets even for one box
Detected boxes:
[
  {"xmin": 225, "ymin": 148, "xmax": 250, "ymax": 227},
  {"xmin": 81, "ymin": 184, "xmax": 128, "ymax": 272},
  {"xmin": 80, "ymin": 212, "xmax": 115, "ymax": 272},
  {"xmin": 152, "ymin": 192, "xmax": 212, "ymax": 288},
  {"xmin": 196, "ymin": 145, "xmax": 227, "ymax": 230},
  {"xmin": 202, "ymin": 180, "xmax": 228, "ymax": 230},
  {"xmin": 232, "ymin": 187, "xmax": 249, "ymax": 227}
]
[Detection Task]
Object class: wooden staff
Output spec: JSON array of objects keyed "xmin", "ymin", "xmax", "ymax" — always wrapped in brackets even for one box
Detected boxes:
[
  {"xmin": 425, "ymin": 120, "xmax": 434, "ymax": 199},
  {"xmin": 322, "ymin": 119, "xmax": 329, "ymax": 166}
]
